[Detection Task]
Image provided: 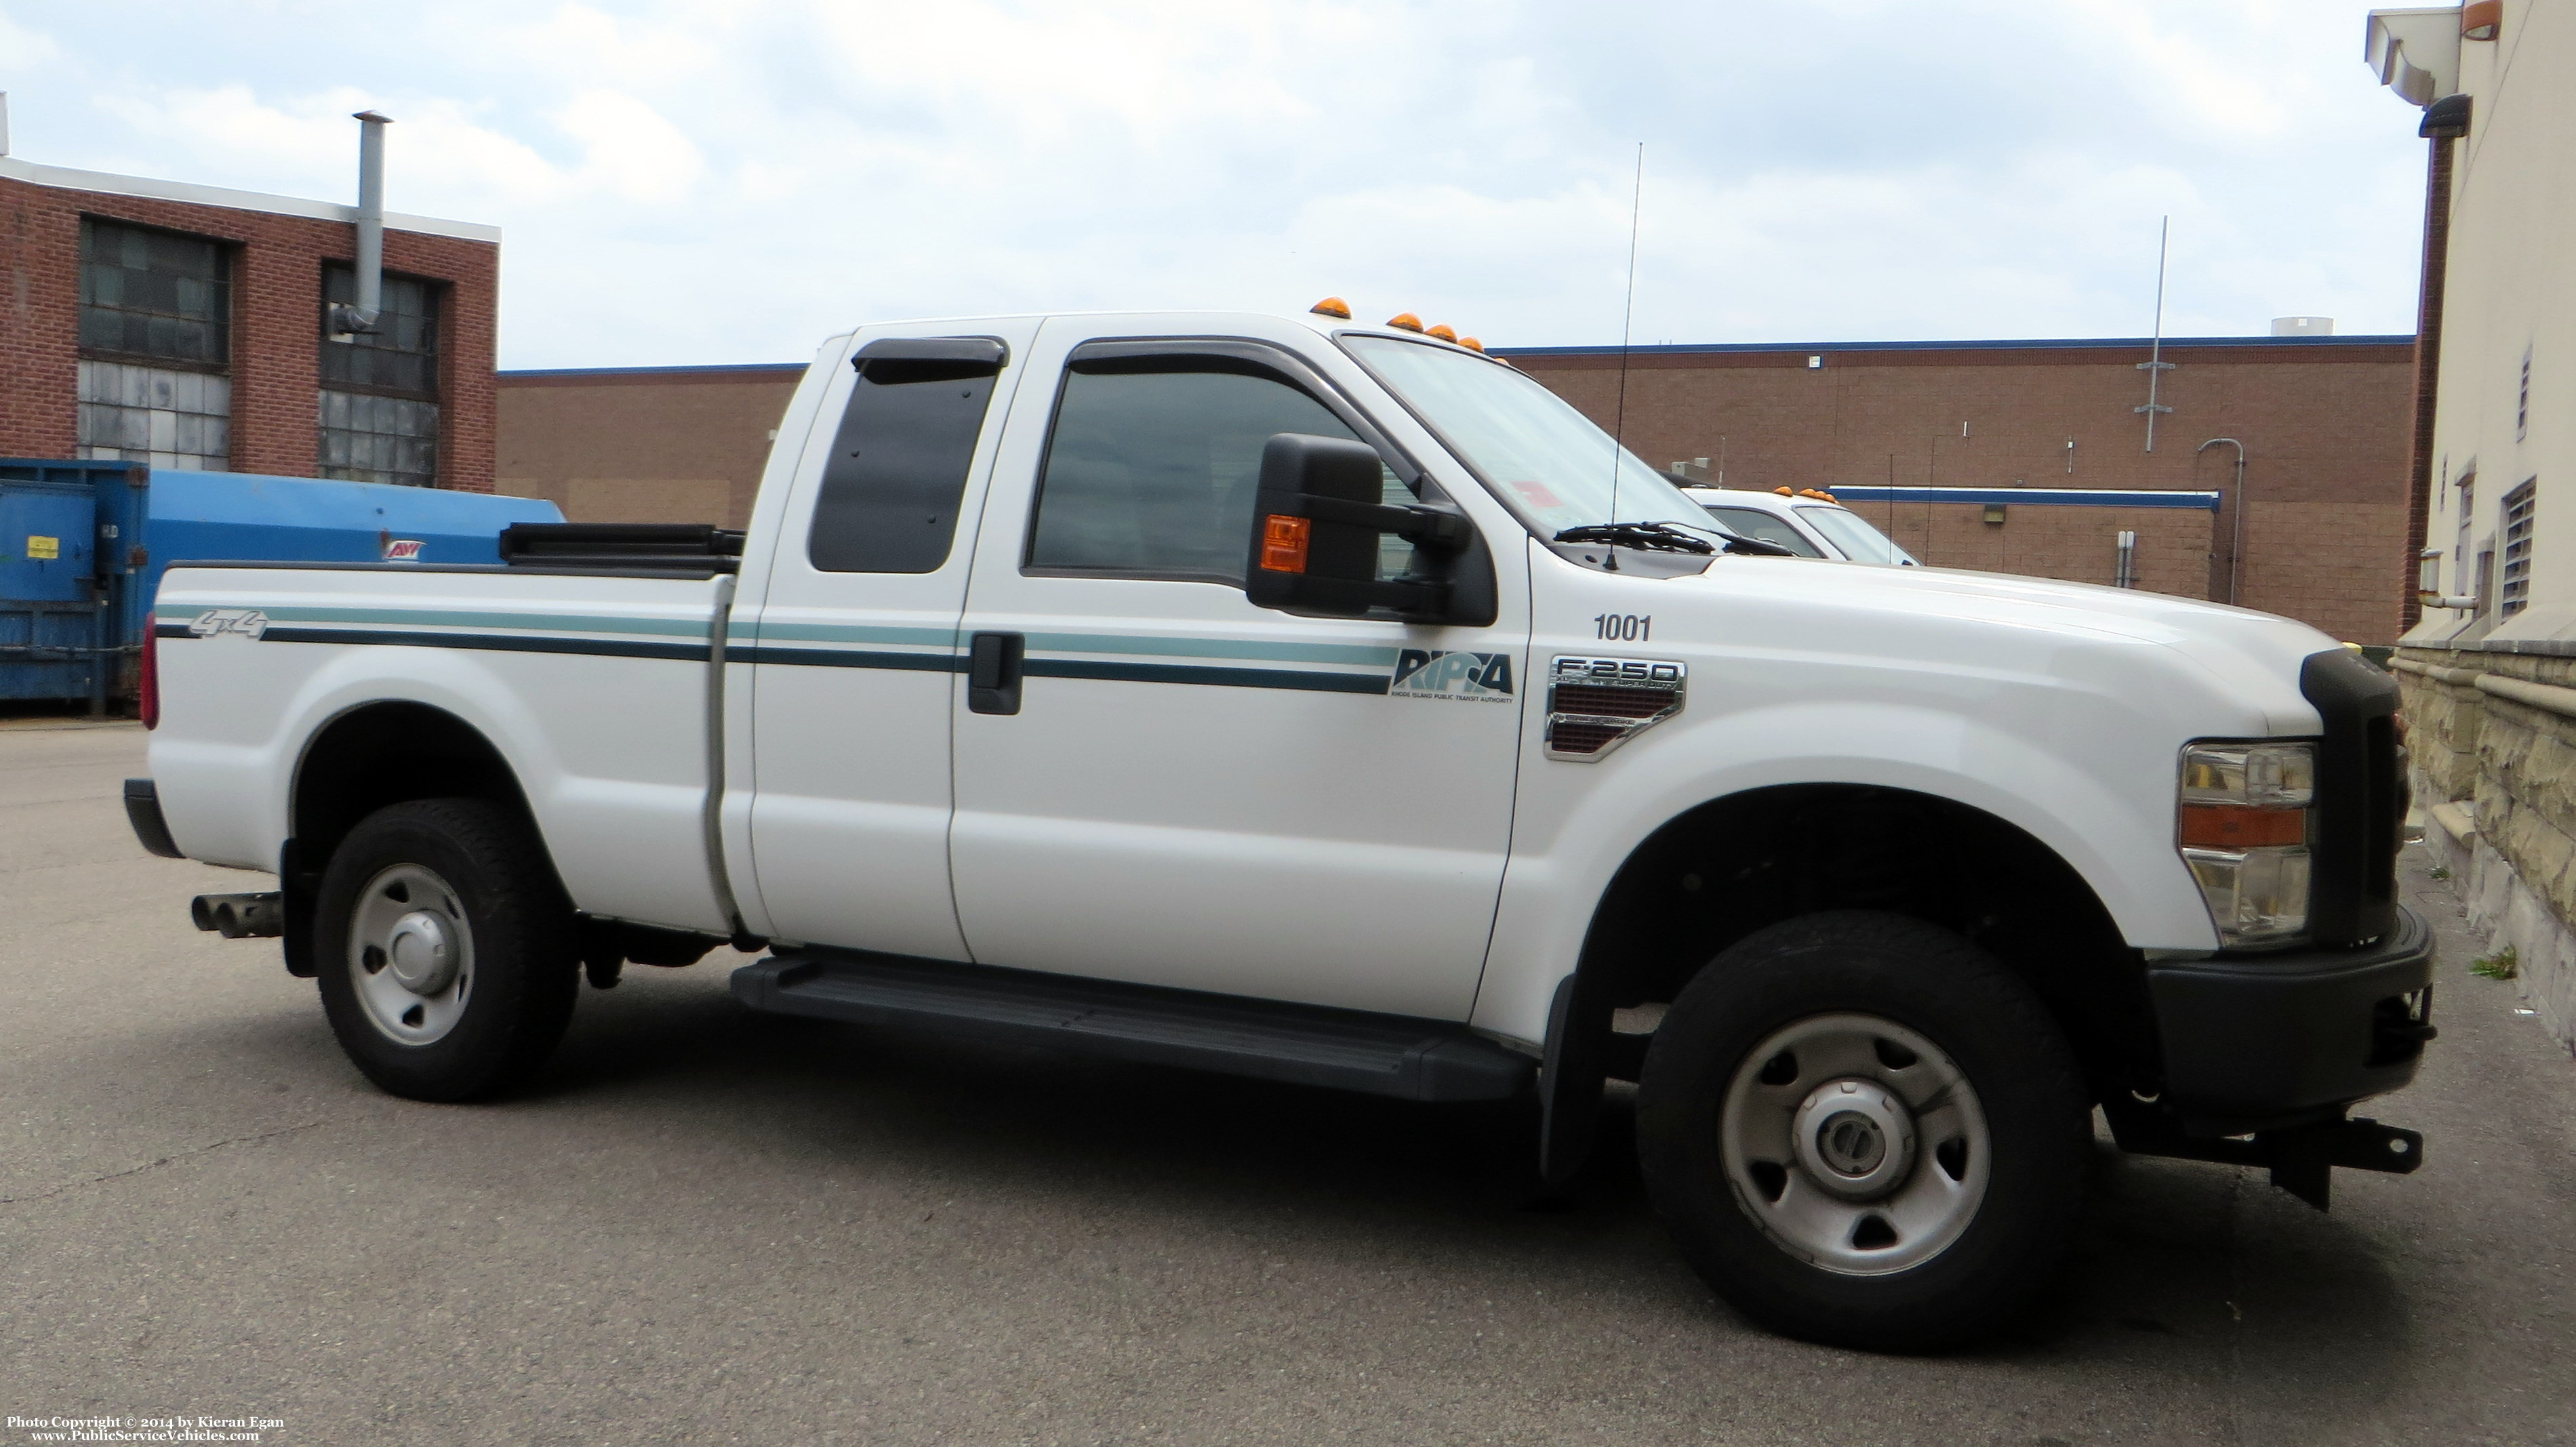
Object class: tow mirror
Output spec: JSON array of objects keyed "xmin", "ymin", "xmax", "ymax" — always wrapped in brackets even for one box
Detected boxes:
[{"xmin": 1243, "ymin": 433, "xmax": 1493, "ymax": 625}]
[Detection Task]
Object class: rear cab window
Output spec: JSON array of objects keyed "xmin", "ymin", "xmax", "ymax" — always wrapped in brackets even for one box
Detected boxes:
[{"xmin": 807, "ymin": 339, "xmax": 1008, "ymax": 574}]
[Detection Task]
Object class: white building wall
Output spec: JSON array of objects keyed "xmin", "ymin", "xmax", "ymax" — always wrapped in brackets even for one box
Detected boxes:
[{"xmin": 2407, "ymin": 0, "xmax": 2576, "ymax": 647}]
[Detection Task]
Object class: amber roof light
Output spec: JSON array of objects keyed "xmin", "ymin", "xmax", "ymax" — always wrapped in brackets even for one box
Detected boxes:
[
  {"xmin": 1310, "ymin": 297, "xmax": 1352, "ymax": 319},
  {"xmin": 1386, "ymin": 312, "xmax": 1426, "ymax": 333},
  {"xmin": 1460, "ymin": 337, "xmax": 1485, "ymax": 352},
  {"xmin": 1427, "ymin": 323, "xmax": 1459, "ymax": 342}
]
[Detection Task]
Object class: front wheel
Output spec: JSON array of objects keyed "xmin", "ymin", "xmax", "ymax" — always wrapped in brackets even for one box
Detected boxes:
[
  {"xmin": 315, "ymin": 798, "xmax": 579, "ymax": 1101},
  {"xmin": 1636, "ymin": 911, "xmax": 2090, "ymax": 1351}
]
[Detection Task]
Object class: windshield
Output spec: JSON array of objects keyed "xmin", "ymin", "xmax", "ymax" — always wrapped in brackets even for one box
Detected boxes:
[
  {"xmin": 1796, "ymin": 506, "xmax": 1918, "ymax": 565},
  {"xmin": 1342, "ymin": 335, "xmax": 1706, "ymax": 537},
  {"xmin": 1697, "ymin": 504, "xmax": 1824, "ymax": 557}
]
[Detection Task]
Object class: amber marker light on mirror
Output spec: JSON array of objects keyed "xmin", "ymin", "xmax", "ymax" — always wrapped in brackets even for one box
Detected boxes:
[
  {"xmin": 1311, "ymin": 297, "xmax": 1352, "ymax": 319},
  {"xmin": 1260, "ymin": 514, "xmax": 1312, "ymax": 573},
  {"xmin": 1386, "ymin": 312, "xmax": 1426, "ymax": 333}
]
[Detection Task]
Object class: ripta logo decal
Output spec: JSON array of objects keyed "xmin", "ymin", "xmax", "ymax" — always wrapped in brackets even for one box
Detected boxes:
[
  {"xmin": 1391, "ymin": 649, "xmax": 1514, "ymax": 702},
  {"xmin": 382, "ymin": 537, "xmax": 424, "ymax": 561},
  {"xmin": 186, "ymin": 609, "xmax": 270, "ymax": 640}
]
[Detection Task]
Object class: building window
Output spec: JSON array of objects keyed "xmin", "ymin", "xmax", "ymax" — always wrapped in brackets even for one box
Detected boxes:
[
  {"xmin": 2501, "ymin": 479, "xmax": 2535, "ymax": 617},
  {"xmin": 76, "ymin": 218, "xmax": 232, "ymax": 470},
  {"xmin": 2518, "ymin": 346, "xmax": 2533, "ymax": 443},
  {"xmin": 317, "ymin": 265, "xmax": 440, "ymax": 487},
  {"xmin": 2456, "ymin": 472, "xmax": 2476, "ymax": 596}
]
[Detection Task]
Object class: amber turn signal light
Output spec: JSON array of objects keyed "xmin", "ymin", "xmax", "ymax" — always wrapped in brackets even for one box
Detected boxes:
[
  {"xmin": 2179, "ymin": 804, "xmax": 2308, "ymax": 849},
  {"xmin": 1310, "ymin": 296, "xmax": 1352, "ymax": 319},
  {"xmin": 1386, "ymin": 312, "xmax": 1426, "ymax": 333},
  {"xmin": 1260, "ymin": 514, "xmax": 1312, "ymax": 573}
]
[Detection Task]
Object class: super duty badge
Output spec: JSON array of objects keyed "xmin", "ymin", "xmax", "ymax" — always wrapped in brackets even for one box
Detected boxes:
[{"xmin": 1545, "ymin": 655, "xmax": 1686, "ymax": 760}]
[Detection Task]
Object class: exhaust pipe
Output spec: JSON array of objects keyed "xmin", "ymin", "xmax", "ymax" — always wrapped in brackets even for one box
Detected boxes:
[
  {"xmin": 327, "ymin": 110, "xmax": 391, "ymax": 335},
  {"xmin": 192, "ymin": 893, "xmax": 284, "ymax": 939}
]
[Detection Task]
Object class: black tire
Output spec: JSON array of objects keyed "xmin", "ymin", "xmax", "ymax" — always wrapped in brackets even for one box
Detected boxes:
[
  {"xmin": 314, "ymin": 798, "xmax": 579, "ymax": 1102},
  {"xmin": 1636, "ymin": 910, "xmax": 2089, "ymax": 1351}
]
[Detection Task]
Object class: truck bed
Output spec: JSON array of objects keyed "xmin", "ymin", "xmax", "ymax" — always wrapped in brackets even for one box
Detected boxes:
[{"xmin": 148, "ymin": 560, "xmax": 738, "ymax": 936}]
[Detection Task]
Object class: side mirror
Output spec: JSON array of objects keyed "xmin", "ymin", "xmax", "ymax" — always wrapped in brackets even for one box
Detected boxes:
[{"xmin": 1243, "ymin": 433, "xmax": 1493, "ymax": 625}]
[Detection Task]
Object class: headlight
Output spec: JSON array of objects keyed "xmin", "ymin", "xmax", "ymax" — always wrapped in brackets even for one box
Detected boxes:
[{"xmin": 2178, "ymin": 741, "xmax": 2314, "ymax": 947}]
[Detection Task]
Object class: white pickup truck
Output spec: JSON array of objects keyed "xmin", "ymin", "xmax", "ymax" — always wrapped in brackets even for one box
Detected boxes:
[{"xmin": 128, "ymin": 306, "xmax": 2434, "ymax": 1351}]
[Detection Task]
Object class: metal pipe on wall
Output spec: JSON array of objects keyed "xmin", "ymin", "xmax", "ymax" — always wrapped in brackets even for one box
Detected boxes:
[
  {"xmin": 329, "ymin": 110, "xmax": 392, "ymax": 335},
  {"xmin": 2198, "ymin": 437, "xmax": 2247, "ymax": 605},
  {"xmin": 2115, "ymin": 530, "xmax": 2137, "ymax": 590}
]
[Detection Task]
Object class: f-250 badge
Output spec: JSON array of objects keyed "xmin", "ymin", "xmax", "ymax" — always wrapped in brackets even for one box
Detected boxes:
[
  {"xmin": 1391, "ymin": 649, "xmax": 1513, "ymax": 702},
  {"xmin": 186, "ymin": 609, "xmax": 270, "ymax": 640}
]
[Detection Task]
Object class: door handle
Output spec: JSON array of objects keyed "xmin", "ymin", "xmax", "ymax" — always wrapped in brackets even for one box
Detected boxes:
[{"xmin": 968, "ymin": 632, "xmax": 1025, "ymax": 715}]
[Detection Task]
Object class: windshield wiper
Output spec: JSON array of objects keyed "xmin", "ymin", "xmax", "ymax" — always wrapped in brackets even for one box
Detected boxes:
[
  {"xmin": 1555, "ymin": 522, "xmax": 1715, "ymax": 555},
  {"xmin": 1555, "ymin": 521, "xmax": 1795, "ymax": 558}
]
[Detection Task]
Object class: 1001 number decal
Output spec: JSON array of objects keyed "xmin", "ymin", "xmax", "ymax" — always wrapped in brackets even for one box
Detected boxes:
[{"xmin": 1592, "ymin": 614, "xmax": 1651, "ymax": 641}]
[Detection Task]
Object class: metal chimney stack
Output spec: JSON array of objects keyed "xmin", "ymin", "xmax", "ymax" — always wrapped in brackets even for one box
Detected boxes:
[{"xmin": 329, "ymin": 110, "xmax": 392, "ymax": 335}]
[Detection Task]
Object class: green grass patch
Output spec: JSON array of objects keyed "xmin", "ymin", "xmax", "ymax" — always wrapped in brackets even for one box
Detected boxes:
[{"xmin": 2470, "ymin": 945, "xmax": 2520, "ymax": 981}]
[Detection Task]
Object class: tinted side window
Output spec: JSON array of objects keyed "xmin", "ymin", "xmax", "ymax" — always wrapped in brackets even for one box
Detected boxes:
[
  {"xmin": 807, "ymin": 357, "xmax": 999, "ymax": 573},
  {"xmin": 1026, "ymin": 367, "xmax": 1362, "ymax": 584}
]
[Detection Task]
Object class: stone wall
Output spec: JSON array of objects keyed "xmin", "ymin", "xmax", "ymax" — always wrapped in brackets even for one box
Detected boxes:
[{"xmin": 2396, "ymin": 645, "xmax": 2576, "ymax": 1053}]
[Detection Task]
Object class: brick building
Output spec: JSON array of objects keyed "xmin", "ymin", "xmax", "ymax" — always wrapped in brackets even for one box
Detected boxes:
[
  {"xmin": 494, "ymin": 330, "xmax": 2416, "ymax": 645},
  {"xmin": 1, "ymin": 136, "xmax": 500, "ymax": 490},
  {"xmin": 1498, "ymin": 335, "xmax": 2419, "ymax": 646},
  {"xmin": 497, "ymin": 364, "xmax": 803, "ymax": 528}
]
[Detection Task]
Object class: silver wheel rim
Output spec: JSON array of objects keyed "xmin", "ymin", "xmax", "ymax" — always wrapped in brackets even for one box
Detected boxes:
[
  {"xmin": 347, "ymin": 863, "xmax": 475, "ymax": 1046},
  {"xmin": 1719, "ymin": 1012, "xmax": 1991, "ymax": 1276}
]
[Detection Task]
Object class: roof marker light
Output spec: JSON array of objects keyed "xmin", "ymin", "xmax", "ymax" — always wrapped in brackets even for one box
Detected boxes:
[
  {"xmin": 1310, "ymin": 296, "xmax": 1352, "ymax": 319},
  {"xmin": 1386, "ymin": 312, "xmax": 1426, "ymax": 333},
  {"xmin": 1460, "ymin": 337, "xmax": 1485, "ymax": 352},
  {"xmin": 1427, "ymin": 323, "xmax": 1458, "ymax": 342}
]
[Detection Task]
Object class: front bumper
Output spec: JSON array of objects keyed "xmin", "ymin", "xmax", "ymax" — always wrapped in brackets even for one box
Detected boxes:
[{"xmin": 2146, "ymin": 903, "xmax": 2435, "ymax": 1128}]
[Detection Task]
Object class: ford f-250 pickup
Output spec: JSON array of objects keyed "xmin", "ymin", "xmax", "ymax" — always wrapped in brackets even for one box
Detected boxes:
[{"xmin": 127, "ymin": 304, "xmax": 2434, "ymax": 1350}]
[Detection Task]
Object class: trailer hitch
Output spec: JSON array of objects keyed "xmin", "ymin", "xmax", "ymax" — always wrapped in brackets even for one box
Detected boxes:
[{"xmin": 2106, "ymin": 1103, "xmax": 2423, "ymax": 1210}]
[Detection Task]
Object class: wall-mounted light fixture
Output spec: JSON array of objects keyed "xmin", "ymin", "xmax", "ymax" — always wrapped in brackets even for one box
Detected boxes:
[
  {"xmin": 2462, "ymin": 1, "xmax": 2501, "ymax": 41},
  {"xmin": 1981, "ymin": 504, "xmax": 2007, "ymax": 525}
]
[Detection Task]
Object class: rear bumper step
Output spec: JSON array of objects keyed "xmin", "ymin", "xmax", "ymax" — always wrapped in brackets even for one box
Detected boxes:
[{"xmin": 731, "ymin": 952, "xmax": 1536, "ymax": 1103}]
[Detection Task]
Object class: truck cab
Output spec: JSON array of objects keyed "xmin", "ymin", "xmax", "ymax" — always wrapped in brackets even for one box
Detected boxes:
[{"xmin": 134, "ymin": 306, "xmax": 2432, "ymax": 1351}]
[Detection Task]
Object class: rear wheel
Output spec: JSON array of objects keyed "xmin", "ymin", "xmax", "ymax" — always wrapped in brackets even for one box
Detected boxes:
[
  {"xmin": 1636, "ymin": 911, "xmax": 2089, "ymax": 1351},
  {"xmin": 315, "ymin": 798, "xmax": 578, "ymax": 1101}
]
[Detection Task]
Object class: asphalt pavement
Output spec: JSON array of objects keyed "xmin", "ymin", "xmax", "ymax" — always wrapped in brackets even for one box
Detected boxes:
[{"xmin": 3, "ymin": 720, "xmax": 2572, "ymax": 1446}]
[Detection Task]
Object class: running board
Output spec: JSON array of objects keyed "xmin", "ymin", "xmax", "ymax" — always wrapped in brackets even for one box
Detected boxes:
[{"xmin": 731, "ymin": 952, "xmax": 1536, "ymax": 1103}]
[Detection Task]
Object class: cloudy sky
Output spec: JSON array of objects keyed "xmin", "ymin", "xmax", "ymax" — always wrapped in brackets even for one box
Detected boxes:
[{"xmin": 1, "ymin": 1, "xmax": 2429, "ymax": 368}]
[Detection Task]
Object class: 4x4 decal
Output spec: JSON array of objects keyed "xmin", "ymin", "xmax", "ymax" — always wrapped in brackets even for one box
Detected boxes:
[{"xmin": 1391, "ymin": 649, "xmax": 1514, "ymax": 703}]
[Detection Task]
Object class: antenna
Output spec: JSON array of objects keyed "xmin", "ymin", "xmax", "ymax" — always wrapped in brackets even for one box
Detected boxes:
[
  {"xmin": 1607, "ymin": 142, "xmax": 1645, "ymax": 535},
  {"xmin": 2134, "ymin": 216, "xmax": 2174, "ymax": 452}
]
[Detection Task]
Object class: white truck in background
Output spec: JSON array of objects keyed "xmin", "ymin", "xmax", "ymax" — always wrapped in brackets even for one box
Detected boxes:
[
  {"xmin": 1673, "ymin": 485, "xmax": 1920, "ymax": 565},
  {"xmin": 129, "ymin": 306, "xmax": 2432, "ymax": 1351}
]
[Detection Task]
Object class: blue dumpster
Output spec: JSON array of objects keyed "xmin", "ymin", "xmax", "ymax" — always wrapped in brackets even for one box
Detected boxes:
[{"xmin": 0, "ymin": 460, "xmax": 563, "ymax": 709}]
